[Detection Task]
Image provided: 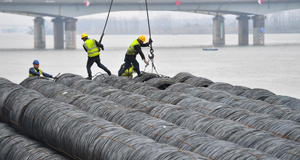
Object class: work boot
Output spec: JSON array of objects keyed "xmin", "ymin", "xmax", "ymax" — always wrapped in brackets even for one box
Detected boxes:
[{"xmin": 85, "ymin": 77, "xmax": 92, "ymax": 80}]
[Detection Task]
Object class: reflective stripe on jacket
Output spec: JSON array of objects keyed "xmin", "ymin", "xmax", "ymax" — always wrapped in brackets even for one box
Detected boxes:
[
  {"xmin": 83, "ymin": 39, "xmax": 99, "ymax": 57},
  {"xmin": 126, "ymin": 39, "xmax": 140, "ymax": 56},
  {"xmin": 29, "ymin": 68, "xmax": 43, "ymax": 76}
]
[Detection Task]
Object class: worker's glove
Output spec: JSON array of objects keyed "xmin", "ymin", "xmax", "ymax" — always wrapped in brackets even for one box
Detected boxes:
[
  {"xmin": 100, "ymin": 45, "xmax": 104, "ymax": 51},
  {"xmin": 53, "ymin": 76, "xmax": 58, "ymax": 80},
  {"xmin": 40, "ymin": 74, "xmax": 44, "ymax": 78}
]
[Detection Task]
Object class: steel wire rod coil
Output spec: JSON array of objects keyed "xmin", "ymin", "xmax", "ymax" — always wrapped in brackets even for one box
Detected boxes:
[
  {"xmin": 133, "ymin": 72, "xmax": 160, "ymax": 82},
  {"xmin": 183, "ymin": 77, "xmax": 214, "ymax": 88},
  {"xmin": 0, "ymin": 122, "xmax": 68, "ymax": 160},
  {"xmin": 2, "ymin": 77, "xmax": 214, "ymax": 160},
  {"xmin": 145, "ymin": 78, "xmax": 177, "ymax": 90},
  {"xmin": 174, "ymin": 72, "xmax": 300, "ymax": 111},
  {"xmin": 16, "ymin": 77, "xmax": 279, "ymax": 160},
  {"xmin": 264, "ymin": 95, "xmax": 300, "ymax": 110},
  {"xmin": 172, "ymin": 72, "xmax": 197, "ymax": 82},
  {"xmin": 49, "ymin": 74, "xmax": 300, "ymax": 159},
  {"xmin": 34, "ymin": 76, "xmax": 282, "ymax": 160},
  {"xmin": 207, "ymin": 81, "xmax": 276, "ymax": 101},
  {"xmin": 167, "ymin": 82, "xmax": 300, "ymax": 124},
  {"xmin": 91, "ymin": 74, "xmax": 300, "ymax": 158},
  {"xmin": 95, "ymin": 73, "xmax": 300, "ymax": 132}
]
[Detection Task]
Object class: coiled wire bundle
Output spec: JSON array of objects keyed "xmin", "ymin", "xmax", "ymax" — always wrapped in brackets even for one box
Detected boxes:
[
  {"xmin": 207, "ymin": 80, "xmax": 300, "ymax": 115},
  {"xmin": 180, "ymin": 73, "xmax": 299, "ymax": 108},
  {"xmin": 183, "ymin": 77, "xmax": 214, "ymax": 88},
  {"xmin": 165, "ymin": 83, "xmax": 300, "ymax": 142},
  {"xmin": 264, "ymin": 95, "xmax": 300, "ymax": 110},
  {"xmin": 94, "ymin": 74, "xmax": 300, "ymax": 141},
  {"xmin": 54, "ymin": 73, "xmax": 83, "ymax": 87},
  {"xmin": 174, "ymin": 72, "xmax": 300, "ymax": 114},
  {"xmin": 172, "ymin": 72, "xmax": 196, "ymax": 82},
  {"xmin": 230, "ymin": 99, "xmax": 293, "ymax": 119},
  {"xmin": 95, "ymin": 74, "xmax": 300, "ymax": 156},
  {"xmin": 133, "ymin": 72, "xmax": 161, "ymax": 82},
  {"xmin": 151, "ymin": 91, "xmax": 191, "ymax": 105},
  {"xmin": 229, "ymin": 86, "xmax": 252, "ymax": 96},
  {"xmin": 206, "ymin": 82, "xmax": 234, "ymax": 92},
  {"xmin": 121, "ymin": 82, "xmax": 159, "ymax": 97},
  {"xmin": 2, "ymin": 77, "xmax": 216, "ymax": 160},
  {"xmin": 239, "ymin": 88, "xmax": 276, "ymax": 101},
  {"xmin": 94, "ymin": 75, "xmax": 136, "ymax": 89},
  {"xmin": 167, "ymin": 82, "xmax": 300, "ymax": 123},
  {"xmin": 53, "ymin": 73, "xmax": 300, "ymax": 159},
  {"xmin": 69, "ymin": 79, "xmax": 114, "ymax": 94},
  {"xmin": 19, "ymin": 77, "xmax": 225, "ymax": 159},
  {"xmin": 0, "ymin": 86, "xmax": 23, "ymax": 123},
  {"xmin": 0, "ymin": 122, "xmax": 68, "ymax": 160},
  {"xmin": 207, "ymin": 81, "xmax": 276, "ymax": 101},
  {"xmin": 18, "ymin": 76, "xmax": 279, "ymax": 160},
  {"xmin": 145, "ymin": 78, "xmax": 177, "ymax": 90}
]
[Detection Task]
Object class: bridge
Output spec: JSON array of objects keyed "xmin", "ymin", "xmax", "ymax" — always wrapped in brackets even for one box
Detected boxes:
[{"xmin": 1, "ymin": 0, "xmax": 299, "ymax": 49}]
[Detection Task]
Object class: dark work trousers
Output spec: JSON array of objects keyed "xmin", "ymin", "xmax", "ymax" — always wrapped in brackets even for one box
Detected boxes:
[
  {"xmin": 118, "ymin": 58, "xmax": 140, "ymax": 76},
  {"xmin": 87, "ymin": 56, "xmax": 109, "ymax": 78}
]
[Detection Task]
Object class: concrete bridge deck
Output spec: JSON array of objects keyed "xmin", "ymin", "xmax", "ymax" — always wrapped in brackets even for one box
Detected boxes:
[
  {"xmin": 1, "ymin": 0, "xmax": 300, "ymax": 17},
  {"xmin": 1, "ymin": 0, "xmax": 299, "ymax": 49}
]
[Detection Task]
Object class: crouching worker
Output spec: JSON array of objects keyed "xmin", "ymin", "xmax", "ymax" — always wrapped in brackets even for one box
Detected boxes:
[
  {"xmin": 118, "ymin": 35, "xmax": 152, "ymax": 77},
  {"xmin": 29, "ymin": 60, "xmax": 56, "ymax": 79},
  {"xmin": 119, "ymin": 62, "xmax": 134, "ymax": 79}
]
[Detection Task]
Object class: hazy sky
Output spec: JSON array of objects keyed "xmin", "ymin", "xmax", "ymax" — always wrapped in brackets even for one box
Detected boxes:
[{"xmin": 0, "ymin": 11, "xmax": 218, "ymax": 26}]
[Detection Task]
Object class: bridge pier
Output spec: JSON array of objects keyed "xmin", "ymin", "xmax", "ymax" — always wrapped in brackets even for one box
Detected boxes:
[
  {"xmin": 34, "ymin": 17, "xmax": 45, "ymax": 49},
  {"xmin": 65, "ymin": 18, "xmax": 77, "ymax": 49},
  {"xmin": 52, "ymin": 17, "xmax": 64, "ymax": 49},
  {"xmin": 253, "ymin": 15, "xmax": 266, "ymax": 45},
  {"xmin": 237, "ymin": 15, "xmax": 250, "ymax": 46},
  {"xmin": 213, "ymin": 15, "xmax": 225, "ymax": 46}
]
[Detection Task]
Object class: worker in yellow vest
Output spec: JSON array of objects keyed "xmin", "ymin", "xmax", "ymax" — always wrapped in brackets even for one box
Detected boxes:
[
  {"xmin": 29, "ymin": 60, "xmax": 56, "ymax": 78},
  {"xmin": 81, "ymin": 33, "xmax": 111, "ymax": 80},
  {"xmin": 118, "ymin": 35, "xmax": 152, "ymax": 77},
  {"xmin": 119, "ymin": 62, "xmax": 134, "ymax": 79}
]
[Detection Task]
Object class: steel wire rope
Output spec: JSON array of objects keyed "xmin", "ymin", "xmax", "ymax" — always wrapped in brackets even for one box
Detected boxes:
[
  {"xmin": 143, "ymin": 0, "xmax": 159, "ymax": 75},
  {"xmin": 99, "ymin": 0, "xmax": 113, "ymax": 43}
]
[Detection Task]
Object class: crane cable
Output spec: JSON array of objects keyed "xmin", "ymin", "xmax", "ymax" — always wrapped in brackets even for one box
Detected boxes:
[
  {"xmin": 144, "ymin": 0, "xmax": 159, "ymax": 75},
  {"xmin": 99, "ymin": 0, "xmax": 114, "ymax": 43}
]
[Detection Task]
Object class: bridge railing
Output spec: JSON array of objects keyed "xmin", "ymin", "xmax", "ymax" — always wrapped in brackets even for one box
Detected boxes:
[{"xmin": 2, "ymin": 0, "xmax": 296, "ymax": 3}]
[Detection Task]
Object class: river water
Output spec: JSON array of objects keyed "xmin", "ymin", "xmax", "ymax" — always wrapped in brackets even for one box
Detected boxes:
[{"xmin": 0, "ymin": 33, "xmax": 299, "ymax": 98}]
